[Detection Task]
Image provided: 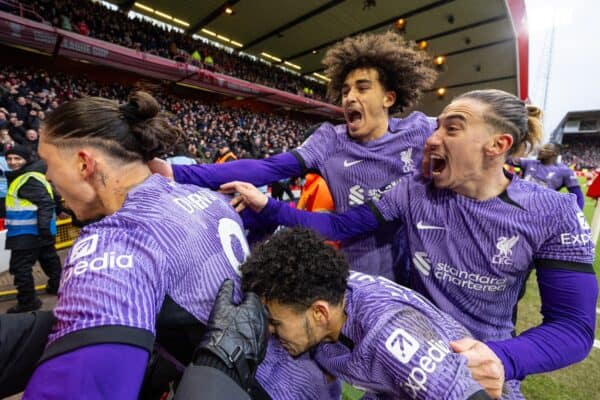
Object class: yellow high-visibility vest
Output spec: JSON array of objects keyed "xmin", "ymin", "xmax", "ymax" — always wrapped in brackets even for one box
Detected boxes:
[{"xmin": 5, "ymin": 171, "xmax": 56, "ymax": 237}]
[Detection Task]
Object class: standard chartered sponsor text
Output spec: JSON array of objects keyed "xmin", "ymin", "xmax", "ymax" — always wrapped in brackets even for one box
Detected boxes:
[{"xmin": 434, "ymin": 262, "xmax": 507, "ymax": 292}]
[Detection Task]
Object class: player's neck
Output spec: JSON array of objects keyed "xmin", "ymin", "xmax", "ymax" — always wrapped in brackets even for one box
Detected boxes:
[
  {"xmin": 541, "ymin": 157, "xmax": 557, "ymax": 165},
  {"xmin": 325, "ymin": 298, "xmax": 347, "ymax": 343},
  {"xmin": 454, "ymin": 167, "xmax": 511, "ymax": 201},
  {"xmin": 357, "ymin": 117, "xmax": 389, "ymax": 143},
  {"xmin": 97, "ymin": 163, "xmax": 153, "ymax": 216}
]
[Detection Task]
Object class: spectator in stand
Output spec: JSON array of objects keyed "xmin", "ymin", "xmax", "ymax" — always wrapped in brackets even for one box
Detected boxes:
[
  {"xmin": 562, "ymin": 140, "xmax": 600, "ymax": 170},
  {"xmin": 0, "ymin": 64, "xmax": 315, "ymax": 167},
  {"xmin": 26, "ymin": 0, "xmax": 326, "ymax": 100},
  {"xmin": 24, "ymin": 129, "xmax": 40, "ymax": 157},
  {"xmin": 166, "ymin": 143, "xmax": 197, "ymax": 165}
]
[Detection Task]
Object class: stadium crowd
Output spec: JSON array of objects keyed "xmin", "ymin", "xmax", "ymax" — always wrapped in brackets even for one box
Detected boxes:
[
  {"xmin": 0, "ymin": 65, "xmax": 313, "ymax": 163},
  {"xmin": 561, "ymin": 141, "xmax": 600, "ymax": 169},
  {"xmin": 18, "ymin": 0, "xmax": 326, "ymax": 100}
]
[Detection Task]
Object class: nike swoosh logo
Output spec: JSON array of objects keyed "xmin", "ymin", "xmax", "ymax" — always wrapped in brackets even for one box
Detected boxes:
[
  {"xmin": 344, "ymin": 160, "xmax": 364, "ymax": 167},
  {"xmin": 416, "ymin": 221, "xmax": 446, "ymax": 230}
]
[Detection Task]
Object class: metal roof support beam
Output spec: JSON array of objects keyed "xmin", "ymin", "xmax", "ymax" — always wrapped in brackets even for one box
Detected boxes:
[
  {"xmin": 119, "ymin": 0, "xmax": 136, "ymax": 12},
  {"xmin": 425, "ymin": 74, "xmax": 516, "ymax": 92},
  {"xmin": 243, "ymin": 0, "xmax": 345, "ymax": 50},
  {"xmin": 187, "ymin": 0, "xmax": 241, "ymax": 35}
]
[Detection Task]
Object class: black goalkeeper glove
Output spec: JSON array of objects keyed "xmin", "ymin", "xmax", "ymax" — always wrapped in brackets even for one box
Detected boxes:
[{"xmin": 194, "ymin": 279, "xmax": 268, "ymax": 388}]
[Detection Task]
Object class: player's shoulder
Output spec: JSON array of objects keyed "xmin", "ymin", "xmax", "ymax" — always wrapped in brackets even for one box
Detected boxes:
[
  {"xmin": 508, "ymin": 176, "xmax": 577, "ymax": 215},
  {"xmin": 389, "ymin": 111, "xmax": 435, "ymax": 133}
]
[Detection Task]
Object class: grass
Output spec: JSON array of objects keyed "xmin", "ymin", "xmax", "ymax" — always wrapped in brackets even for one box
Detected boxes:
[{"xmin": 342, "ymin": 177, "xmax": 600, "ymax": 400}]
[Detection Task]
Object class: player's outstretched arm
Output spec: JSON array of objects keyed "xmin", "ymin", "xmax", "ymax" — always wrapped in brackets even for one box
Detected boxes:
[
  {"xmin": 485, "ymin": 267, "xmax": 597, "ymax": 381},
  {"xmin": 149, "ymin": 152, "xmax": 303, "ymax": 189},
  {"xmin": 221, "ymin": 180, "xmax": 382, "ymax": 241}
]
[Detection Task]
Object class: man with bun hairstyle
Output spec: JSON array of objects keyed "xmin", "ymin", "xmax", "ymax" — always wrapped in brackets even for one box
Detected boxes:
[
  {"xmin": 24, "ymin": 92, "xmax": 336, "ymax": 399},
  {"xmin": 224, "ymin": 89, "xmax": 598, "ymax": 399},
  {"xmin": 5, "ymin": 144, "xmax": 61, "ymax": 313},
  {"xmin": 150, "ymin": 31, "xmax": 438, "ymax": 283}
]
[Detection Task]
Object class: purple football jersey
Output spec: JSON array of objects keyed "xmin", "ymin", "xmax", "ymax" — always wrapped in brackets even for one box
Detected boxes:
[
  {"xmin": 312, "ymin": 272, "xmax": 492, "ymax": 400},
  {"xmin": 294, "ymin": 113, "xmax": 435, "ymax": 280},
  {"xmin": 374, "ymin": 174, "xmax": 594, "ymax": 343},
  {"xmin": 50, "ymin": 174, "xmax": 335, "ymax": 400},
  {"xmin": 520, "ymin": 159, "xmax": 579, "ymax": 190}
]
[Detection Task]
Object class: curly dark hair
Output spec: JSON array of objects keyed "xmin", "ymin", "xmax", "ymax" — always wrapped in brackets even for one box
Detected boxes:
[
  {"xmin": 241, "ymin": 228, "xmax": 349, "ymax": 310},
  {"xmin": 323, "ymin": 31, "xmax": 438, "ymax": 114}
]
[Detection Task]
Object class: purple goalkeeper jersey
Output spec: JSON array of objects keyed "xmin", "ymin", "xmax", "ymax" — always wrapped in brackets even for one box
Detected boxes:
[
  {"xmin": 312, "ymin": 271, "xmax": 493, "ymax": 400},
  {"xmin": 47, "ymin": 174, "xmax": 334, "ymax": 400},
  {"xmin": 520, "ymin": 159, "xmax": 579, "ymax": 190},
  {"xmin": 294, "ymin": 113, "xmax": 435, "ymax": 280},
  {"xmin": 374, "ymin": 174, "xmax": 595, "ymax": 343}
]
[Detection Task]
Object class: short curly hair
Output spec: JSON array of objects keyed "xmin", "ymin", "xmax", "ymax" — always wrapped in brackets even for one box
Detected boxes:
[
  {"xmin": 241, "ymin": 228, "xmax": 348, "ymax": 310},
  {"xmin": 323, "ymin": 31, "xmax": 438, "ymax": 114}
]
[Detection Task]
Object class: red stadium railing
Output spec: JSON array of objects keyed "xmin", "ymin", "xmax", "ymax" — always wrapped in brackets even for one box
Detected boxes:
[
  {"xmin": 0, "ymin": 12, "xmax": 343, "ymax": 119},
  {"xmin": 0, "ymin": 0, "xmax": 43, "ymax": 22}
]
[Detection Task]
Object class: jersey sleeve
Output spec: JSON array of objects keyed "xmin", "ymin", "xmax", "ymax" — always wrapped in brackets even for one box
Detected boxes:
[
  {"xmin": 25, "ymin": 344, "xmax": 148, "ymax": 400},
  {"xmin": 370, "ymin": 177, "xmax": 411, "ymax": 223},
  {"xmin": 173, "ymin": 152, "xmax": 302, "ymax": 189},
  {"xmin": 47, "ymin": 226, "xmax": 167, "ymax": 355},
  {"xmin": 353, "ymin": 308, "xmax": 484, "ymax": 400},
  {"xmin": 292, "ymin": 122, "xmax": 338, "ymax": 172},
  {"xmin": 534, "ymin": 198, "xmax": 594, "ymax": 270},
  {"xmin": 562, "ymin": 166, "xmax": 580, "ymax": 189}
]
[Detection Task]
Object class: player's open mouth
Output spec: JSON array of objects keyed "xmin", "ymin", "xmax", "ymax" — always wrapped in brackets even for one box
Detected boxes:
[
  {"xmin": 346, "ymin": 109, "xmax": 363, "ymax": 130},
  {"xmin": 430, "ymin": 155, "xmax": 446, "ymax": 175}
]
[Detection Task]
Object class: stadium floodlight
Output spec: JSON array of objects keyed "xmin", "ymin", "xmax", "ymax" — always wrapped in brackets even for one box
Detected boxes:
[
  {"xmin": 313, "ymin": 73, "xmax": 331, "ymax": 82},
  {"xmin": 395, "ymin": 18, "xmax": 406, "ymax": 32},
  {"xmin": 284, "ymin": 61, "xmax": 301, "ymax": 70},
  {"xmin": 201, "ymin": 28, "xmax": 216, "ymax": 37},
  {"xmin": 134, "ymin": 2, "xmax": 154, "ymax": 12},
  {"xmin": 261, "ymin": 52, "xmax": 282, "ymax": 63},
  {"xmin": 173, "ymin": 18, "xmax": 189, "ymax": 27},
  {"xmin": 231, "ymin": 40, "xmax": 243, "ymax": 47},
  {"xmin": 217, "ymin": 35, "xmax": 231, "ymax": 43},
  {"xmin": 154, "ymin": 11, "xmax": 172, "ymax": 20}
]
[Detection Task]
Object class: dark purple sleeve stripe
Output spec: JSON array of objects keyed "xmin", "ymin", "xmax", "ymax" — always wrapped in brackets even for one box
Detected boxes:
[
  {"xmin": 367, "ymin": 200, "xmax": 386, "ymax": 225},
  {"xmin": 290, "ymin": 149, "xmax": 309, "ymax": 175},
  {"xmin": 40, "ymin": 325, "xmax": 154, "ymax": 364},
  {"xmin": 535, "ymin": 258, "xmax": 595, "ymax": 273}
]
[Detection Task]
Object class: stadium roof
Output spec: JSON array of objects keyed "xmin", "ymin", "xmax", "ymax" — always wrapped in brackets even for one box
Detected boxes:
[{"xmin": 113, "ymin": 0, "xmax": 529, "ymax": 115}]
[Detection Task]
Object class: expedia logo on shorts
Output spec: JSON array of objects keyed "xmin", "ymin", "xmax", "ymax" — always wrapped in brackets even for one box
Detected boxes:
[{"xmin": 63, "ymin": 252, "xmax": 133, "ymax": 283}]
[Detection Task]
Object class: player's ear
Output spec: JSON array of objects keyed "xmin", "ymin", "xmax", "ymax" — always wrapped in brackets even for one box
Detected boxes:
[
  {"xmin": 383, "ymin": 90, "xmax": 396, "ymax": 110},
  {"xmin": 311, "ymin": 300, "xmax": 330, "ymax": 326}
]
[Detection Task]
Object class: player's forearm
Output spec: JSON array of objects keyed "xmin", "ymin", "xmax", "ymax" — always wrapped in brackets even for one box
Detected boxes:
[
  {"xmin": 173, "ymin": 152, "xmax": 302, "ymax": 189},
  {"xmin": 260, "ymin": 198, "xmax": 379, "ymax": 241},
  {"xmin": 567, "ymin": 185, "xmax": 585, "ymax": 209},
  {"xmin": 486, "ymin": 268, "xmax": 598, "ymax": 380}
]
